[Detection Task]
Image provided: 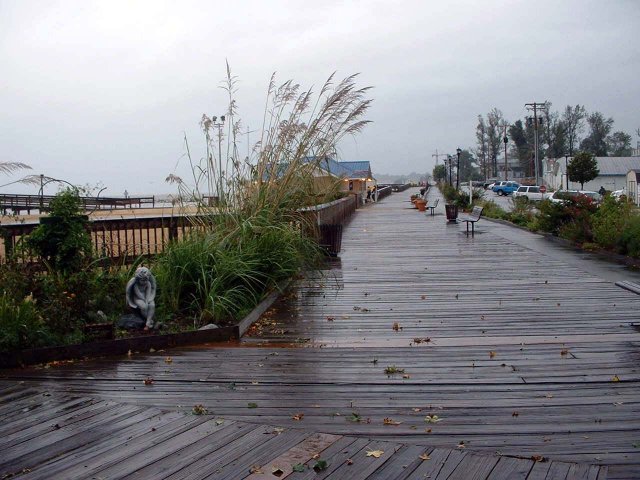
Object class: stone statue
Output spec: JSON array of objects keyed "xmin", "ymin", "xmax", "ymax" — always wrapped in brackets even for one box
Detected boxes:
[{"xmin": 126, "ymin": 267, "xmax": 156, "ymax": 330}]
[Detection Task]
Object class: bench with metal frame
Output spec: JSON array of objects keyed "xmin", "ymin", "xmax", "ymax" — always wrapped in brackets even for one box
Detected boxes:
[
  {"xmin": 459, "ymin": 206, "xmax": 483, "ymax": 236},
  {"xmin": 426, "ymin": 198, "xmax": 439, "ymax": 216}
]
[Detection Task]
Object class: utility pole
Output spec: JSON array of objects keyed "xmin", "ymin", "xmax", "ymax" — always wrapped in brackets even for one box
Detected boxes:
[
  {"xmin": 432, "ymin": 150, "xmax": 448, "ymax": 165},
  {"xmin": 525, "ymin": 102, "xmax": 547, "ymax": 186},
  {"xmin": 502, "ymin": 124, "xmax": 509, "ymax": 181}
]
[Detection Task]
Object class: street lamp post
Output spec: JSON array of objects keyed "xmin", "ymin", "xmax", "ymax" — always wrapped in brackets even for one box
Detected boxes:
[
  {"xmin": 564, "ymin": 154, "xmax": 569, "ymax": 190},
  {"xmin": 455, "ymin": 148, "xmax": 462, "ymax": 190},
  {"xmin": 212, "ymin": 115, "xmax": 226, "ymax": 203},
  {"xmin": 447, "ymin": 155, "xmax": 452, "ymax": 186}
]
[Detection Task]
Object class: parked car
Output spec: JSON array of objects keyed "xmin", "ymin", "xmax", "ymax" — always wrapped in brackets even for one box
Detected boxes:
[
  {"xmin": 548, "ymin": 190, "xmax": 602, "ymax": 205},
  {"xmin": 484, "ymin": 179, "xmax": 500, "ymax": 189},
  {"xmin": 492, "ymin": 181, "xmax": 520, "ymax": 196},
  {"xmin": 612, "ymin": 188, "xmax": 627, "ymax": 199},
  {"xmin": 513, "ymin": 185, "xmax": 548, "ymax": 201}
]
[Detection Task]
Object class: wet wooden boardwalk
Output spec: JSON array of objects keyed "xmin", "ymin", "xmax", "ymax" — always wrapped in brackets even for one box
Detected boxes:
[
  {"xmin": 2, "ymin": 188, "xmax": 639, "ymax": 478},
  {"xmin": 0, "ymin": 384, "xmax": 606, "ymax": 479}
]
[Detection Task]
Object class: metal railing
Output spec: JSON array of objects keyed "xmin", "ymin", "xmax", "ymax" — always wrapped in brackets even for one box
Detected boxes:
[{"xmin": 0, "ymin": 194, "xmax": 155, "ymax": 215}]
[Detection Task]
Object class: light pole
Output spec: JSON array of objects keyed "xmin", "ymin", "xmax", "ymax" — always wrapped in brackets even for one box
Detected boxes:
[
  {"xmin": 503, "ymin": 126, "xmax": 509, "ymax": 181},
  {"xmin": 564, "ymin": 154, "xmax": 569, "ymax": 190},
  {"xmin": 447, "ymin": 155, "xmax": 453, "ymax": 186},
  {"xmin": 212, "ymin": 115, "xmax": 225, "ymax": 203},
  {"xmin": 455, "ymin": 148, "xmax": 462, "ymax": 190}
]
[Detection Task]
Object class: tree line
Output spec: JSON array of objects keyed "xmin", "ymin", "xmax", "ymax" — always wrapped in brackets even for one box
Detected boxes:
[{"xmin": 475, "ymin": 104, "xmax": 636, "ymax": 179}]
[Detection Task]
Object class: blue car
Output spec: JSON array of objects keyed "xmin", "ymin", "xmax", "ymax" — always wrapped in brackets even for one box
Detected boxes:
[{"xmin": 492, "ymin": 181, "xmax": 520, "ymax": 196}]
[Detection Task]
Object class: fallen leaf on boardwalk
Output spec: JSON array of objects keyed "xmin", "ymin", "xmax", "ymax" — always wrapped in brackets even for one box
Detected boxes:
[
  {"xmin": 248, "ymin": 402, "xmax": 258, "ymax": 408},
  {"xmin": 560, "ymin": 349, "xmax": 569, "ymax": 356},
  {"xmin": 545, "ymin": 394, "xmax": 554, "ymax": 398},
  {"xmin": 489, "ymin": 351, "xmax": 497, "ymax": 359},
  {"xmin": 361, "ymin": 308, "xmax": 370, "ymax": 312},
  {"xmin": 457, "ymin": 441, "xmax": 466, "ymax": 449},
  {"xmin": 346, "ymin": 412, "xmax": 362, "ymax": 422},
  {"xmin": 249, "ymin": 465, "xmax": 263, "ymax": 474},
  {"xmin": 366, "ymin": 450, "xmax": 384, "ymax": 458},
  {"xmin": 291, "ymin": 413, "xmax": 304, "ymax": 420},
  {"xmin": 412, "ymin": 408, "xmax": 422, "ymax": 412},
  {"xmin": 292, "ymin": 463, "xmax": 305, "ymax": 472},
  {"xmin": 419, "ymin": 453, "xmax": 431, "ymax": 461},
  {"xmin": 353, "ymin": 306, "xmax": 361, "ymax": 311},
  {"xmin": 531, "ymin": 455, "xmax": 546, "ymax": 462},
  {"xmin": 164, "ymin": 357, "xmax": 173, "ymax": 364},
  {"xmin": 346, "ymin": 458, "xmax": 353, "ymax": 465},
  {"xmin": 341, "ymin": 315, "xmax": 351, "ymax": 319},
  {"xmin": 421, "ymin": 295, "xmax": 426, "ymax": 300},
  {"xmin": 512, "ymin": 411, "xmax": 519, "ymax": 417},
  {"xmin": 455, "ymin": 294, "xmax": 459, "ymax": 299},
  {"xmin": 612, "ymin": 375, "xmax": 621, "ymax": 382},
  {"xmin": 383, "ymin": 418, "xmax": 402, "ymax": 425},
  {"xmin": 425, "ymin": 428, "xmax": 432, "ymax": 433},
  {"xmin": 402, "ymin": 374, "xmax": 411, "ymax": 379},
  {"xmin": 384, "ymin": 366, "xmax": 405, "ymax": 374},
  {"xmin": 272, "ymin": 467, "xmax": 284, "ymax": 477},
  {"xmin": 143, "ymin": 377, "xmax": 154, "ymax": 385},
  {"xmin": 192, "ymin": 404, "xmax": 208, "ymax": 415},
  {"xmin": 424, "ymin": 415, "xmax": 442, "ymax": 423},
  {"xmin": 273, "ymin": 427, "xmax": 284, "ymax": 434},
  {"xmin": 251, "ymin": 381, "xmax": 259, "ymax": 385},
  {"xmin": 215, "ymin": 419, "xmax": 224, "ymax": 426},
  {"xmin": 326, "ymin": 316, "xmax": 335, "ymax": 321},
  {"xmin": 313, "ymin": 460, "xmax": 328, "ymax": 471},
  {"xmin": 392, "ymin": 322, "xmax": 401, "ymax": 331}
]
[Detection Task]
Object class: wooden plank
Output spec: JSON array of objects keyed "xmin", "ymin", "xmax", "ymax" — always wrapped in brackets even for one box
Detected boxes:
[
  {"xmin": 445, "ymin": 452, "xmax": 500, "ymax": 480},
  {"xmin": 486, "ymin": 456, "xmax": 533, "ymax": 480},
  {"xmin": 244, "ymin": 432, "xmax": 341, "ymax": 480}
]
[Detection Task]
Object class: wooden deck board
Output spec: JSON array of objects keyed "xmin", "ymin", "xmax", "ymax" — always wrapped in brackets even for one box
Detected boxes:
[{"xmin": 2, "ymin": 188, "xmax": 638, "ymax": 478}]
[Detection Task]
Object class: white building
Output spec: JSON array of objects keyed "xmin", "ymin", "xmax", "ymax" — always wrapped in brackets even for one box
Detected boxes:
[{"xmin": 543, "ymin": 157, "xmax": 640, "ymax": 192}]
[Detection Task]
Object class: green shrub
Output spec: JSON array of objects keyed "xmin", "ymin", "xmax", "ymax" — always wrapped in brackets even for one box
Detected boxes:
[
  {"xmin": 618, "ymin": 214, "xmax": 640, "ymax": 258},
  {"xmin": 592, "ymin": 195, "xmax": 634, "ymax": 250},
  {"xmin": 0, "ymin": 294, "xmax": 53, "ymax": 351},
  {"xmin": 23, "ymin": 188, "xmax": 92, "ymax": 274},
  {"xmin": 155, "ymin": 210, "xmax": 320, "ymax": 327},
  {"xmin": 479, "ymin": 200, "xmax": 508, "ymax": 220},
  {"xmin": 537, "ymin": 197, "xmax": 596, "ymax": 242}
]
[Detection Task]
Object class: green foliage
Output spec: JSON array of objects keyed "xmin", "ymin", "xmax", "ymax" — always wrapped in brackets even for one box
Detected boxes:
[
  {"xmin": 24, "ymin": 188, "xmax": 92, "ymax": 274},
  {"xmin": 567, "ymin": 151, "xmax": 599, "ymax": 189},
  {"xmin": 617, "ymin": 214, "xmax": 640, "ymax": 258},
  {"xmin": 580, "ymin": 112, "xmax": 613, "ymax": 156},
  {"xmin": 592, "ymin": 195, "xmax": 634, "ymax": 250},
  {"xmin": 507, "ymin": 197, "xmax": 536, "ymax": 226},
  {"xmin": 479, "ymin": 199, "xmax": 509, "ymax": 220},
  {"xmin": 432, "ymin": 164, "xmax": 446, "ymax": 182},
  {"xmin": 155, "ymin": 210, "xmax": 321, "ymax": 327},
  {"xmin": 0, "ymin": 294, "xmax": 53, "ymax": 351},
  {"xmin": 537, "ymin": 196, "xmax": 596, "ymax": 243}
]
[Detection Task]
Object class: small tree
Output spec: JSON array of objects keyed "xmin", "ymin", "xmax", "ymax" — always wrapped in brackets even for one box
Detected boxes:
[
  {"xmin": 432, "ymin": 164, "xmax": 446, "ymax": 182},
  {"xmin": 567, "ymin": 151, "xmax": 599, "ymax": 189},
  {"xmin": 25, "ymin": 188, "xmax": 92, "ymax": 274}
]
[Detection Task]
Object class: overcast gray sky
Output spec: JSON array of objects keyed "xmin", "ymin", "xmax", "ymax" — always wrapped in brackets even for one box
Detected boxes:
[{"xmin": 1, "ymin": 0, "xmax": 638, "ymax": 195}]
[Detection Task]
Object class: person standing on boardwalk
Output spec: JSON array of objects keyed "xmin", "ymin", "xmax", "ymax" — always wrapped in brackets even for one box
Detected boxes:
[{"xmin": 366, "ymin": 186, "xmax": 372, "ymax": 203}]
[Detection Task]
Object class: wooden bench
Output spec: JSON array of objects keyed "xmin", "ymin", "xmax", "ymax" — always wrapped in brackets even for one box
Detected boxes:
[
  {"xmin": 459, "ymin": 206, "xmax": 483, "ymax": 236},
  {"xmin": 427, "ymin": 198, "xmax": 439, "ymax": 216}
]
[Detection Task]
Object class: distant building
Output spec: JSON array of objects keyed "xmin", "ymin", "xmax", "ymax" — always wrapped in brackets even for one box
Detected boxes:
[{"xmin": 543, "ymin": 156, "xmax": 640, "ymax": 192}]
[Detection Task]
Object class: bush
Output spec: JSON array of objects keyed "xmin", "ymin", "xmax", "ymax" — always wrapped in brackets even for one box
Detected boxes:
[
  {"xmin": 479, "ymin": 199, "xmax": 508, "ymax": 220},
  {"xmin": 592, "ymin": 195, "xmax": 634, "ymax": 250},
  {"xmin": 618, "ymin": 214, "xmax": 640, "ymax": 258},
  {"xmin": 155, "ymin": 210, "xmax": 320, "ymax": 327},
  {"xmin": 537, "ymin": 197, "xmax": 597, "ymax": 242},
  {"xmin": 23, "ymin": 188, "xmax": 92, "ymax": 274},
  {"xmin": 0, "ymin": 294, "xmax": 53, "ymax": 351}
]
